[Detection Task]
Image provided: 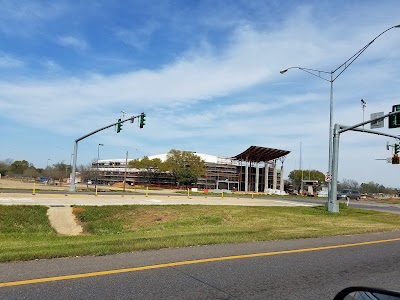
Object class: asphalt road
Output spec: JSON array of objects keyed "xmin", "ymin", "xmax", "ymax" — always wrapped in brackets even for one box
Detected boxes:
[
  {"xmin": 0, "ymin": 232, "xmax": 399, "ymax": 300},
  {"xmin": 283, "ymin": 197, "xmax": 400, "ymax": 214}
]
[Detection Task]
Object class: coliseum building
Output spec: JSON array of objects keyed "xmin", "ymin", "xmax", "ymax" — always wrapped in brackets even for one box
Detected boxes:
[{"xmin": 92, "ymin": 145, "xmax": 290, "ymax": 193}]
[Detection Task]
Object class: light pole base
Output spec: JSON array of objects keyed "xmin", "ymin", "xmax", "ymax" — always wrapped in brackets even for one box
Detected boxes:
[
  {"xmin": 69, "ymin": 183, "xmax": 76, "ymax": 192},
  {"xmin": 327, "ymin": 201, "xmax": 339, "ymax": 213}
]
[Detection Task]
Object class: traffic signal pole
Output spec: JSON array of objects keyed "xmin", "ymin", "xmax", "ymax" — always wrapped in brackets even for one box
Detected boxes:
[
  {"xmin": 69, "ymin": 115, "xmax": 144, "ymax": 192},
  {"xmin": 328, "ymin": 110, "xmax": 400, "ymax": 212}
]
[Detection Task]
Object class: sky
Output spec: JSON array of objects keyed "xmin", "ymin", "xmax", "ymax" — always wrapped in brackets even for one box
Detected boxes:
[{"xmin": 1, "ymin": 0, "xmax": 400, "ymax": 187}]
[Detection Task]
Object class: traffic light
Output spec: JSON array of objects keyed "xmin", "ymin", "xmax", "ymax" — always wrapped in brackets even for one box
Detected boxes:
[
  {"xmin": 388, "ymin": 104, "xmax": 400, "ymax": 129},
  {"xmin": 116, "ymin": 118, "xmax": 123, "ymax": 133},
  {"xmin": 395, "ymin": 143, "xmax": 400, "ymax": 155},
  {"xmin": 392, "ymin": 154, "xmax": 399, "ymax": 165},
  {"xmin": 139, "ymin": 113, "xmax": 146, "ymax": 128}
]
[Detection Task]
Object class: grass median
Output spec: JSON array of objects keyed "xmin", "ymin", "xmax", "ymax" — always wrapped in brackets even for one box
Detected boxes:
[{"xmin": 1, "ymin": 204, "xmax": 400, "ymax": 262}]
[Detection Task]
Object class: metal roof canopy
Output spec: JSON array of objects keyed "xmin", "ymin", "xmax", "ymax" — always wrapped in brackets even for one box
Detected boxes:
[{"xmin": 231, "ymin": 146, "xmax": 290, "ymax": 163}]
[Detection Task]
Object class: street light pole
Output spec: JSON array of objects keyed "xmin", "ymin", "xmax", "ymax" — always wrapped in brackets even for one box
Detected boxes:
[
  {"xmin": 95, "ymin": 143, "xmax": 104, "ymax": 195},
  {"xmin": 300, "ymin": 141, "xmax": 303, "ymax": 194},
  {"xmin": 280, "ymin": 24, "xmax": 400, "ymax": 212},
  {"xmin": 69, "ymin": 153, "xmax": 74, "ymax": 183}
]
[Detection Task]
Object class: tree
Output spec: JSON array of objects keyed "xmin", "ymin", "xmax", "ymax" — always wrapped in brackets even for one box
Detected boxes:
[
  {"xmin": 164, "ymin": 149, "xmax": 206, "ymax": 187},
  {"xmin": 176, "ymin": 167, "xmax": 198, "ymax": 188},
  {"xmin": 78, "ymin": 163, "xmax": 95, "ymax": 187},
  {"xmin": 338, "ymin": 179, "xmax": 359, "ymax": 190},
  {"xmin": 128, "ymin": 156, "xmax": 164, "ymax": 185},
  {"xmin": 288, "ymin": 169, "xmax": 325, "ymax": 191},
  {"xmin": 23, "ymin": 167, "xmax": 39, "ymax": 179},
  {"xmin": 42, "ymin": 162, "xmax": 69, "ymax": 185},
  {"xmin": 52, "ymin": 162, "xmax": 69, "ymax": 184},
  {"xmin": 0, "ymin": 159, "xmax": 12, "ymax": 176},
  {"xmin": 9, "ymin": 160, "xmax": 30, "ymax": 175}
]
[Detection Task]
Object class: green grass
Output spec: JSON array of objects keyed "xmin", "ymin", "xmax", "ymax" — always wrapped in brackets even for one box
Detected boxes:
[
  {"xmin": 0, "ymin": 206, "xmax": 54, "ymax": 234},
  {"xmin": 0, "ymin": 204, "xmax": 400, "ymax": 262}
]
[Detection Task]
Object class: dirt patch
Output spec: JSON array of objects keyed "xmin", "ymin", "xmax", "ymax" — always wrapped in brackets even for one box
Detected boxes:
[
  {"xmin": 0, "ymin": 178, "xmax": 67, "ymax": 191},
  {"xmin": 112, "ymin": 182, "xmax": 128, "ymax": 188},
  {"xmin": 111, "ymin": 182, "xmax": 146, "ymax": 189},
  {"xmin": 72, "ymin": 207, "xmax": 86, "ymax": 214},
  {"xmin": 123, "ymin": 211, "xmax": 178, "ymax": 231}
]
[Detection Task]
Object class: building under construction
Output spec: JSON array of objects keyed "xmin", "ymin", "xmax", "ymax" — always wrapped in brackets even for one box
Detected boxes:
[{"xmin": 93, "ymin": 145, "xmax": 290, "ymax": 193}]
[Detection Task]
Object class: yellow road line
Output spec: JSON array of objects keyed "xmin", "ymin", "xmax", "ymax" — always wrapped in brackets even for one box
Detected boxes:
[{"xmin": 1, "ymin": 237, "xmax": 399, "ymax": 288}]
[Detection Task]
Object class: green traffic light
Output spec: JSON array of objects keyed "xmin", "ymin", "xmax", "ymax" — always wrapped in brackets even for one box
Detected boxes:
[
  {"xmin": 116, "ymin": 118, "xmax": 122, "ymax": 133},
  {"xmin": 395, "ymin": 143, "xmax": 400, "ymax": 154},
  {"xmin": 140, "ymin": 113, "xmax": 146, "ymax": 128}
]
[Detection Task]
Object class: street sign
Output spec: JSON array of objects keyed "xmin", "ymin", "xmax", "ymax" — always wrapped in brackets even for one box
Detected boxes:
[
  {"xmin": 370, "ymin": 112, "xmax": 384, "ymax": 129},
  {"xmin": 388, "ymin": 104, "xmax": 400, "ymax": 128},
  {"xmin": 325, "ymin": 173, "xmax": 332, "ymax": 182}
]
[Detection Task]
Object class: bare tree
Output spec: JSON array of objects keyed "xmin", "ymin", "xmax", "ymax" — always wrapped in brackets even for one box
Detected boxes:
[{"xmin": 338, "ymin": 179, "xmax": 359, "ymax": 190}]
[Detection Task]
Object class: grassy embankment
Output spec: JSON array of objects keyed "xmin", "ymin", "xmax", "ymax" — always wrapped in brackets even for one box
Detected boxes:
[{"xmin": 0, "ymin": 204, "xmax": 400, "ymax": 262}]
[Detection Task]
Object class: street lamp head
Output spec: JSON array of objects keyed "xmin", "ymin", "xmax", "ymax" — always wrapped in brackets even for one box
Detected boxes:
[
  {"xmin": 99, "ymin": 143, "xmax": 104, "ymax": 146},
  {"xmin": 280, "ymin": 69, "xmax": 288, "ymax": 74}
]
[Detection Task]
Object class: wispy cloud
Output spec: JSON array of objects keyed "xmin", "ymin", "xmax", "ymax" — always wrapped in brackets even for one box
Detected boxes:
[
  {"xmin": 0, "ymin": 1, "xmax": 66, "ymax": 36},
  {"xmin": 115, "ymin": 20, "xmax": 159, "ymax": 51},
  {"xmin": 42, "ymin": 59, "xmax": 62, "ymax": 72},
  {"xmin": 0, "ymin": 52, "xmax": 24, "ymax": 68},
  {"xmin": 57, "ymin": 35, "xmax": 88, "ymax": 51},
  {"xmin": 1, "ymin": 15, "xmax": 399, "ymax": 132}
]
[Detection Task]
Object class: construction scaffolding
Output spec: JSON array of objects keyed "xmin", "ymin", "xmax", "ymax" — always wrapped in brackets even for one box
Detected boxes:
[
  {"xmin": 197, "ymin": 157, "xmax": 239, "ymax": 191},
  {"xmin": 91, "ymin": 146, "xmax": 290, "ymax": 192}
]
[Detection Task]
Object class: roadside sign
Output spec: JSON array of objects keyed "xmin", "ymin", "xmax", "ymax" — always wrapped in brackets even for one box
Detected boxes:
[
  {"xmin": 389, "ymin": 104, "xmax": 400, "ymax": 128},
  {"xmin": 325, "ymin": 173, "xmax": 332, "ymax": 182},
  {"xmin": 370, "ymin": 112, "xmax": 384, "ymax": 129}
]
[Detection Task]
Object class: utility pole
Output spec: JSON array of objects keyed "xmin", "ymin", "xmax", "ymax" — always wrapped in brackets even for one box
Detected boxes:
[
  {"xmin": 300, "ymin": 142, "xmax": 303, "ymax": 194},
  {"xmin": 123, "ymin": 151, "xmax": 128, "ymax": 193}
]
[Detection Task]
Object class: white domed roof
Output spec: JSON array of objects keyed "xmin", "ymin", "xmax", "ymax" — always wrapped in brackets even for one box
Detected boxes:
[{"xmin": 148, "ymin": 152, "xmax": 225, "ymax": 164}]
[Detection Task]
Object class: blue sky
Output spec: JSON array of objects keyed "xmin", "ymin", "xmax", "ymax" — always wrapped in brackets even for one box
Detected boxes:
[{"xmin": 1, "ymin": 0, "xmax": 400, "ymax": 187}]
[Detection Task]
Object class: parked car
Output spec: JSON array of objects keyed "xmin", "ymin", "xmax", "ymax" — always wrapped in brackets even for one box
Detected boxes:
[{"xmin": 337, "ymin": 189, "xmax": 361, "ymax": 201}]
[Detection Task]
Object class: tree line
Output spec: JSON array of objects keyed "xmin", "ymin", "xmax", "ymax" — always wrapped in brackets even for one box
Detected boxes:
[
  {"xmin": 0, "ymin": 150, "xmax": 207, "ymax": 188},
  {"xmin": 288, "ymin": 169, "xmax": 399, "ymax": 195},
  {"xmin": 0, "ymin": 159, "xmax": 77, "ymax": 184}
]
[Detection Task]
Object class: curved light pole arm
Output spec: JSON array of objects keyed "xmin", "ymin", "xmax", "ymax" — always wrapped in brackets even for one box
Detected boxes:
[
  {"xmin": 280, "ymin": 25, "xmax": 400, "ymax": 83},
  {"xmin": 280, "ymin": 67, "xmax": 331, "ymax": 82},
  {"xmin": 332, "ymin": 24, "xmax": 400, "ymax": 81}
]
